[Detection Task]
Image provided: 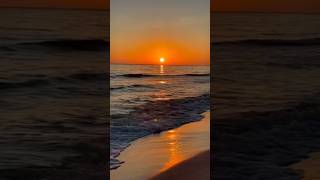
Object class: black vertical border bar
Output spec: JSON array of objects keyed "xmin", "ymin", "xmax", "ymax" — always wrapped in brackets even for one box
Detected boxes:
[{"xmin": 107, "ymin": 1, "xmax": 111, "ymax": 179}]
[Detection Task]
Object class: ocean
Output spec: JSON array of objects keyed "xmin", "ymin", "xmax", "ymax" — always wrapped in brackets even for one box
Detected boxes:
[
  {"xmin": 213, "ymin": 13, "xmax": 320, "ymax": 117},
  {"xmin": 212, "ymin": 13, "xmax": 320, "ymax": 179},
  {"xmin": 0, "ymin": 8, "xmax": 108, "ymax": 179},
  {"xmin": 110, "ymin": 64, "xmax": 210, "ymax": 169}
]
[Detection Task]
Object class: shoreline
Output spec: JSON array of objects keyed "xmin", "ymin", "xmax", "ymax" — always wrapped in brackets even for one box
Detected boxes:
[
  {"xmin": 110, "ymin": 93, "xmax": 210, "ymax": 169},
  {"xmin": 111, "ymin": 111, "xmax": 210, "ymax": 180}
]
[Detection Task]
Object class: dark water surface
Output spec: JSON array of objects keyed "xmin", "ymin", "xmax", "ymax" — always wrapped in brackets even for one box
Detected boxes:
[
  {"xmin": 213, "ymin": 13, "xmax": 320, "ymax": 179},
  {"xmin": 110, "ymin": 64, "xmax": 210, "ymax": 169},
  {"xmin": 0, "ymin": 8, "xmax": 108, "ymax": 179}
]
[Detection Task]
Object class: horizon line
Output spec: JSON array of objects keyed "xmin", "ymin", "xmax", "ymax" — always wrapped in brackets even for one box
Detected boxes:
[{"xmin": 111, "ymin": 63, "xmax": 210, "ymax": 66}]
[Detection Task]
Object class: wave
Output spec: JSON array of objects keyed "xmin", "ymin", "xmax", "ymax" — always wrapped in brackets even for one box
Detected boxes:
[
  {"xmin": 213, "ymin": 38, "xmax": 320, "ymax": 47},
  {"xmin": 0, "ymin": 46, "xmax": 16, "ymax": 52},
  {"xmin": 68, "ymin": 72, "xmax": 107, "ymax": 81},
  {"xmin": 111, "ymin": 84, "xmax": 153, "ymax": 91},
  {"xmin": 120, "ymin": 74, "xmax": 153, "ymax": 78},
  {"xmin": 265, "ymin": 62, "xmax": 320, "ymax": 70},
  {"xmin": 0, "ymin": 39, "xmax": 108, "ymax": 52},
  {"xmin": 119, "ymin": 73, "xmax": 210, "ymax": 78},
  {"xmin": 0, "ymin": 72, "xmax": 107, "ymax": 90},
  {"xmin": 0, "ymin": 79, "xmax": 50, "ymax": 90},
  {"xmin": 19, "ymin": 39, "xmax": 108, "ymax": 51},
  {"xmin": 0, "ymin": 26, "xmax": 51, "ymax": 32},
  {"xmin": 110, "ymin": 93, "xmax": 210, "ymax": 169}
]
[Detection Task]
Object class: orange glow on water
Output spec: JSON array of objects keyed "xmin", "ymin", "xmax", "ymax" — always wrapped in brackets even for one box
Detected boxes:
[
  {"xmin": 159, "ymin": 129, "xmax": 184, "ymax": 172},
  {"xmin": 160, "ymin": 65, "xmax": 164, "ymax": 74}
]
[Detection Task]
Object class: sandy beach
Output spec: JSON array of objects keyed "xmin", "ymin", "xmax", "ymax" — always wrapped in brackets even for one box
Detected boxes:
[
  {"xmin": 151, "ymin": 150, "xmax": 210, "ymax": 180},
  {"xmin": 111, "ymin": 111, "xmax": 210, "ymax": 180}
]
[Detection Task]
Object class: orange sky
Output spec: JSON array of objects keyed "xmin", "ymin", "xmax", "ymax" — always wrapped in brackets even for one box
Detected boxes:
[
  {"xmin": 0, "ymin": 0, "xmax": 109, "ymax": 9},
  {"xmin": 111, "ymin": 0, "xmax": 210, "ymax": 66},
  {"xmin": 212, "ymin": 0, "xmax": 320, "ymax": 13}
]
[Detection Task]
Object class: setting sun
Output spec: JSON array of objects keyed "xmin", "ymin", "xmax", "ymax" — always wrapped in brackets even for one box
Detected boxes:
[
  {"xmin": 160, "ymin": 57, "xmax": 165, "ymax": 64},
  {"xmin": 111, "ymin": 0, "xmax": 209, "ymax": 66}
]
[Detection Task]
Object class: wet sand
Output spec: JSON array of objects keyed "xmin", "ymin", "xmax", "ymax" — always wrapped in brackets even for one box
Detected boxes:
[
  {"xmin": 151, "ymin": 151, "xmax": 210, "ymax": 180},
  {"xmin": 111, "ymin": 111, "xmax": 210, "ymax": 180}
]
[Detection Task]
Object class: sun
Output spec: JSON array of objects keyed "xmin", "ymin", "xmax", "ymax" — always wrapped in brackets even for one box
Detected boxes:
[{"xmin": 160, "ymin": 57, "xmax": 165, "ymax": 64}]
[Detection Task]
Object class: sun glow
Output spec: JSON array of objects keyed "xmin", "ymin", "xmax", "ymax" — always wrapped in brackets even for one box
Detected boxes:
[{"xmin": 160, "ymin": 57, "xmax": 165, "ymax": 64}]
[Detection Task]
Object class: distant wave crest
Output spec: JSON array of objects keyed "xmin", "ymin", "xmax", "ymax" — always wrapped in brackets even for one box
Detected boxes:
[
  {"xmin": 18, "ymin": 39, "xmax": 108, "ymax": 51},
  {"xmin": 0, "ymin": 72, "xmax": 107, "ymax": 90},
  {"xmin": 0, "ymin": 39, "xmax": 108, "ymax": 52},
  {"xmin": 68, "ymin": 72, "xmax": 106, "ymax": 81},
  {"xmin": 111, "ymin": 84, "xmax": 153, "ymax": 91},
  {"xmin": 0, "ymin": 79, "xmax": 50, "ymax": 89}
]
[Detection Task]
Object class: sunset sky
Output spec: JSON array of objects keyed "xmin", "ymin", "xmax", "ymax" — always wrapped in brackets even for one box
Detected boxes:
[{"xmin": 111, "ymin": 0, "xmax": 210, "ymax": 65}]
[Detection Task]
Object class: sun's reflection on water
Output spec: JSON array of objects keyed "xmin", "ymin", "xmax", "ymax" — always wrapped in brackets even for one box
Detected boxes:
[
  {"xmin": 153, "ymin": 65, "xmax": 170, "ymax": 100},
  {"xmin": 152, "ymin": 89, "xmax": 171, "ymax": 101},
  {"xmin": 159, "ymin": 129, "xmax": 184, "ymax": 172},
  {"xmin": 156, "ymin": 64, "xmax": 184, "ymax": 170},
  {"xmin": 160, "ymin": 65, "xmax": 164, "ymax": 74}
]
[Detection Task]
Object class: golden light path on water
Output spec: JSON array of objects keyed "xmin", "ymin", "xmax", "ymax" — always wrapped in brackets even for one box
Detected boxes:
[
  {"xmin": 160, "ymin": 65, "xmax": 164, "ymax": 74},
  {"xmin": 157, "ymin": 64, "xmax": 193, "ymax": 172},
  {"xmin": 154, "ymin": 65, "xmax": 169, "ymax": 101},
  {"xmin": 159, "ymin": 129, "xmax": 184, "ymax": 172}
]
